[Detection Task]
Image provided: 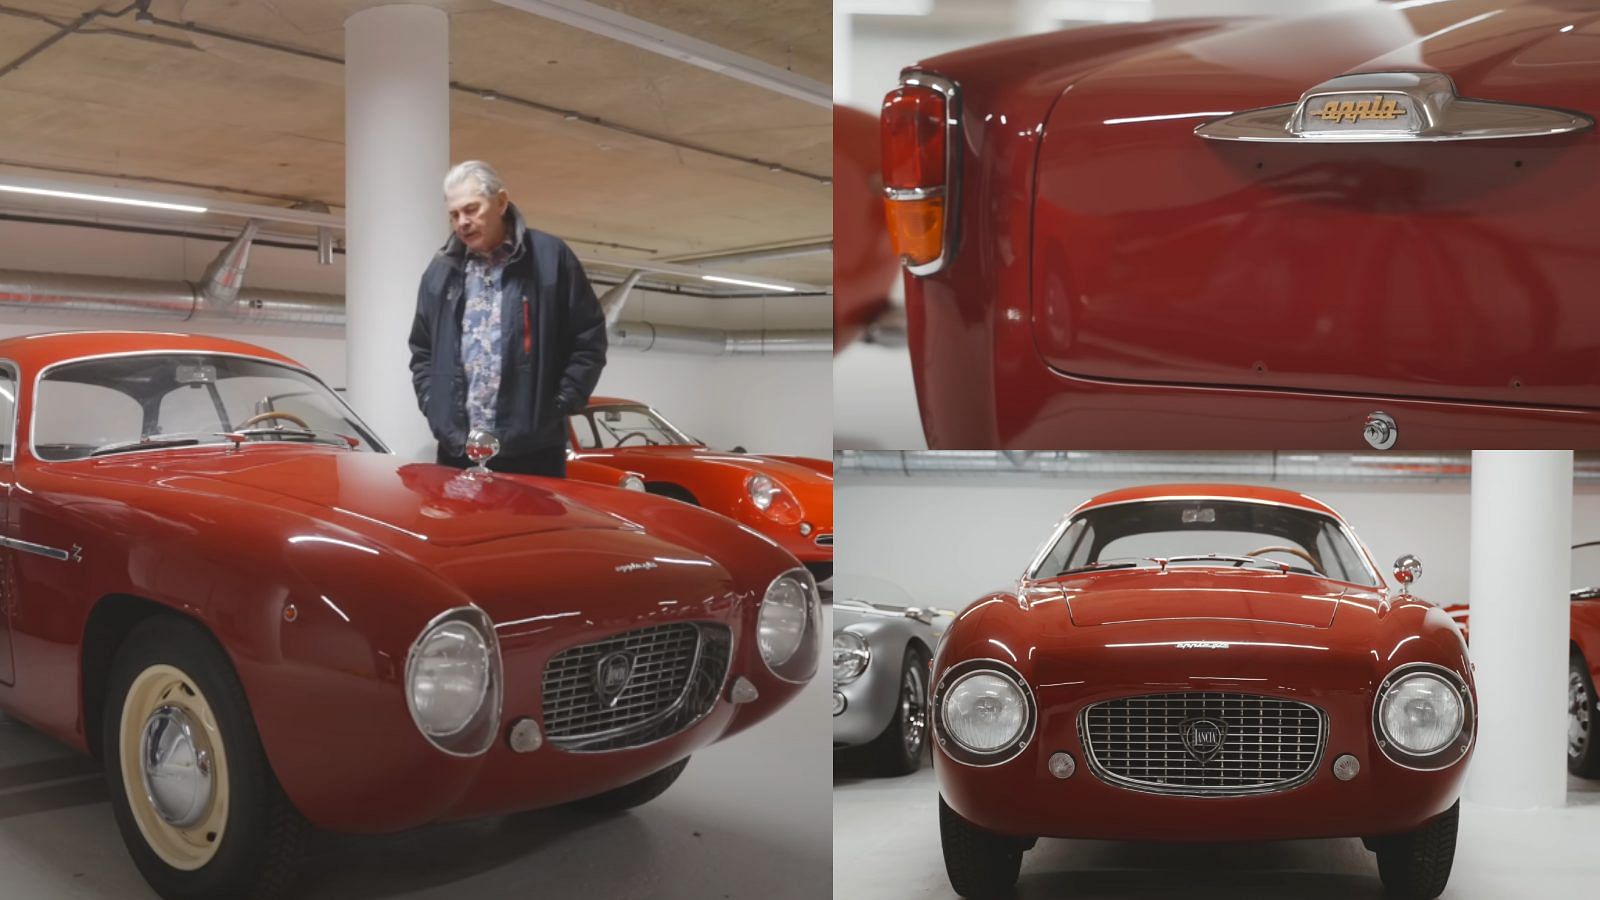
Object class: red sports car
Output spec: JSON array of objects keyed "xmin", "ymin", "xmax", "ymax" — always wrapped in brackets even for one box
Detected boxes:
[
  {"xmin": 568, "ymin": 396, "xmax": 833, "ymax": 592},
  {"xmin": 933, "ymin": 484, "xmax": 1472, "ymax": 899},
  {"xmin": 882, "ymin": 0, "xmax": 1599, "ymax": 449},
  {"xmin": 0, "ymin": 332, "xmax": 819, "ymax": 900}
]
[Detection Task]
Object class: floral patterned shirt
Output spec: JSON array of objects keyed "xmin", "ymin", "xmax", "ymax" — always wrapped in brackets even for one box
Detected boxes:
[{"xmin": 460, "ymin": 240, "xmax": 517, "ymax": 435}]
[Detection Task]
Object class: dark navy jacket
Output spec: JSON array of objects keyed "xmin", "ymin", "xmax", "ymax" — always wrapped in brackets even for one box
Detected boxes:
[{"xmin": 408, "ymin": 204, "xmax": 607, "ymax": 456}]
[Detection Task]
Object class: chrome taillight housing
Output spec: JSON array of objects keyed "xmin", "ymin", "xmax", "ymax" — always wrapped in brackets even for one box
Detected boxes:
[{"xmin": 881, "ymin": 71, "xmax": 960, "ymax": 275}]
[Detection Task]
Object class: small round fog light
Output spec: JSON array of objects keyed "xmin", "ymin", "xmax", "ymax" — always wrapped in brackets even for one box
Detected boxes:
[
  {"xmin": 833, "ymin": 691, "xmax": 846, "ymax": 716},
  {"xmin": 1048, "ymin": 751, "xmax": 1076, "ymax": 780},
  {"xmin": 1333, "ymin": 754, "xmax": 1360, "ymax": 782},
  {"xmin": 800, "ymin": 522, "xmax": 813, "ymax": 536}
]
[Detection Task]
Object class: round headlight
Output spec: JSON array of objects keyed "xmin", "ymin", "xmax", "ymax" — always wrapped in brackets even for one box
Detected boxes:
[
  {"xmin": 1379, "ymin": 671, "xmax": 1464, "ymax": 754},
  {"xmin": 620, "ymin": 473, "xmax": 646, "ymax": 492},
  {"xmin": 759, "ymin": 574, "xmax": 811, "ymax": 667},
  {"xmin": 408, "ymin": 620, "xmax": 490, "ymax": 737},
  {"xmin": 748, "ymin": 473, "xmax": 779, "ymax": 510},
  {"xmin": 833, "ymin": 631, "xmax": 870, "ymax": 684},
  {"xmin": 941, "ymin": 670, "xmax": 1027, "ymax": 754}
]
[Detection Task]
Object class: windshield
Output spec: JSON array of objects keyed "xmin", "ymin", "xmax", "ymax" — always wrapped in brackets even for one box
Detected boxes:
[
  {"xmin": 1030, "ymin": 498, "xmax": 1378, "ymax": 587},
  {"xmin": 569, "ymin": 404, "xmax": 697, "ymax": 448},
  {"xmin": 33, "ymin": 353, "xmax": 383, "ymax": 460}
]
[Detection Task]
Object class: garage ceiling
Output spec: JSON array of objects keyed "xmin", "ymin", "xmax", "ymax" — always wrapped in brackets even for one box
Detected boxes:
[{"xmin": 0, "ymin": 0, "xmax": 832, "ymax": 291}]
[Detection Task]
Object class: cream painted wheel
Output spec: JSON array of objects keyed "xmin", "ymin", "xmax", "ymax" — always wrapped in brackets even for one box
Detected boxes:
[{"xmin": 118, "ymin": 663, "xmax": 231, "ymax": 871}]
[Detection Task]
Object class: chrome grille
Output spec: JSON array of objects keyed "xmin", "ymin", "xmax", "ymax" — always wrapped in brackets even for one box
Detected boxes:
[
  {"xmin": 1081, "ymin": 692, "xmax": 1326, "ymax": 795},
  {"xmin": 541, "ymin": 622, "xmax": 732, "ymax": 752}
]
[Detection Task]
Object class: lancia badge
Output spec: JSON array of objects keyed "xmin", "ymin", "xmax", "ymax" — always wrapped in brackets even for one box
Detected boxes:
[
  {"xmin": 1196, "ymin": 72, "xmax": 1591, "ymax": 143},
  {"xmin": 1179, "ymin": 717, "xmax": 1228, "ymax": 763},
  {"xmin": 593, "ymin": 651, "xmax": 636, "ymax": 707}
]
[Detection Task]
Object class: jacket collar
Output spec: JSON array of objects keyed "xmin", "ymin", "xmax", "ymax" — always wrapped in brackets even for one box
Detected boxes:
[{"xmin": 439, "ymin": 201, "xmax": 529, "ymax": 269}]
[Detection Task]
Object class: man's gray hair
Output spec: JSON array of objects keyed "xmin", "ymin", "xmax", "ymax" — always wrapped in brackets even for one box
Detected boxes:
[{"xmin": 443, "ymin": 160, "xmax": 506, "ymax": 198}]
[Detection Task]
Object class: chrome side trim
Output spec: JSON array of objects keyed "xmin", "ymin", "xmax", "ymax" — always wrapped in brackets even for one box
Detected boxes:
[
  {"xmin": 0, "ymin": 535, "xmax": 79, "ymax": 562},
  {"xmin": 1078, "ymin": 692, "xmax": 1329, "ymax": 797},
  {"xmin": 883, "ymin": 186, "xmax": 944, "ymax": 201},
  {"xmin": 894, "ymin": 69, "xmax": 963, "ymax": 277},
  {"xmin": 1197, "ymin": 72, "xmax": 1592, "ymax": 143},
  {"xmin": 28, "ymin": 349, "xmax": 390, "ymax": 460}
]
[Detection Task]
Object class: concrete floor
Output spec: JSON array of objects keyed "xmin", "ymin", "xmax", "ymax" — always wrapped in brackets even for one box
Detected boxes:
[
  {"xmin": 0, "ymin": 608, "xmax": 832, "ymax": 900},
  {"xmin": 833, "ymin": 763, "xmax": 1600, "ymax": 899}
]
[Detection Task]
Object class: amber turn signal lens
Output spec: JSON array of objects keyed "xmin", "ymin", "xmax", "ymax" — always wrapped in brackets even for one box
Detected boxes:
[
  {"xmin": 881, "ymin": 85, "xmax": 946, "ymax": 190},
  {"xmin": 884, "ymin": 196, "xmax": 945, "ymax": 268}
]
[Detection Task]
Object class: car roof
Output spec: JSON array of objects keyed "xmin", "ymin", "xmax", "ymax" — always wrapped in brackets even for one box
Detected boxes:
[
  {"xmin": 1072, "ymin": 483, "xmax": 1344, "ymax": 521},
  {"xmin": 0, "ymin": 331, "xmax": 301, "ymax": 372}
]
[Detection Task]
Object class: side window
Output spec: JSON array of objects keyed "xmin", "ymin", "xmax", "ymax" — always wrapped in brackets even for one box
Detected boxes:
[
  {"xmin": 1315, "ymin": 525, "xmax": 1350, "ymax": 582},
  {"xmin": 0, "ymin": 366, "xmax": 14, "ymax": 460},
  {"xmin": 568, "ymin": 414, "xmax": 600, "ymax": 449}
]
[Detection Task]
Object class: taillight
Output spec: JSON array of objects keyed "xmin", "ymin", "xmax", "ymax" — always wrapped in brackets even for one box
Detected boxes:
[{"xmin": 881, "ymin": 74, "xmax": 958, "ymax": 274}]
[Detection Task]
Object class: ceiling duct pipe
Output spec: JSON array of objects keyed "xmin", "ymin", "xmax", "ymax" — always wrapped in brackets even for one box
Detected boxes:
[
  {"xmin": 833, "ymin": 451, "xmax": 1600, "ymax": 482},
  {"xmin": 197, "ymin": 219, "xmax": 259, "ymax": 312},
  {"xmin": 599, "ymin": 269, "xmax": 645, "ymax": 326},
  {"xmin": 0, "ymin": 268, "xmax": 828, "ymax": 351}
]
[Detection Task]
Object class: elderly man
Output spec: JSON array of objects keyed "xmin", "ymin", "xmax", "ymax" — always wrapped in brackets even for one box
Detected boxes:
[{"xmin": 408, "ymin": 160, "xmax": 606, "ymax": 477}]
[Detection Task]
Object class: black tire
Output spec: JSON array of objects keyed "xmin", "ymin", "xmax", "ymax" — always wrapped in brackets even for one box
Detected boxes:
[
  {"xmin": 572, "ymin": 756, "xmax": 690, "ymax": 813},
  {"xmin": 1569, "ymin": 651, "xmax": 1600, "ymax": 778},
  {"xmin": 860, "ymin": 648, "xmax": 930, "ymax": 776},
  {"xmin": 102, "ymin": 616, "xmax": 307, "ymax": 900},
  {"xmin": 1372, "ymin": 801, "xmax": 1459, "ymax": 900},
  {"xmin": 940, "ymin": 795, "xmax": 1026, "ymax": 899}
]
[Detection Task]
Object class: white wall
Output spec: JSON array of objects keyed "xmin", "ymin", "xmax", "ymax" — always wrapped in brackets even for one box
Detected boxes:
[
  {"xmin": 0, "ymin": 218, "xmax": 831, "ymax": 459},
  {"xmin": 838, "ymin": 469, "xmax": 1600, "ymax": 612}
]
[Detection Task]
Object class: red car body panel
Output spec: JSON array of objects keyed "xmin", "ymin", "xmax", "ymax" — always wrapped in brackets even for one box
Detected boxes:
[
  {"xmin": 0, "ymin": 332, "xmax": 816, "ymax": 834},
  {"xmin": 834, "ymin": 104, "xmax": 899, "ymax": 352},
  {"xmin": 895, "ymin": 1, "xmax": 1600, "ymax": 448},
  {"xmin": 569, "ymin": 396, "xmax": 833, "ymax": 572},
  {"xmin": 934, "ymin": 484, "xmax": 1474, "ymax": 841}
]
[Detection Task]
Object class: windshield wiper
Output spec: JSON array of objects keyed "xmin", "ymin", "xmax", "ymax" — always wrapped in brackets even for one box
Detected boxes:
[
  {"xmin": 1165, "ymin": 554, "xmax": 1290, "ymax": 572},
  {"xmin": 1057, "ymin": 559, "xmax": 1156, "ymax": 576},
  {"xmin": 89, "ymin": 434, "xmax": 211, "ymax": 457},
  {"xmin": 226, "ymin": 427, "xmax": 359, "ymax": 449}
]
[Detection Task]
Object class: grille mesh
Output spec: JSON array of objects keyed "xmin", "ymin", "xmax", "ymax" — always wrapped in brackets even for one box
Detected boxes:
[
  {"xmin": 542, "ymin": 622, "xmax": 731, "ymax": 752},
  {"xmin": 1082, "ymin": 692, "xmax": 1325, "ymax": 795}
]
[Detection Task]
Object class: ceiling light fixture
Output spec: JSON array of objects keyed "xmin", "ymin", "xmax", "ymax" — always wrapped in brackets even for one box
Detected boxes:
[
  {"xmin": 702, "ymin": 275, "xmax": 797, "ymax": 293},
  {"xmin": 0, "ymin": 184, "xmax": 207, "ymax": 214}
]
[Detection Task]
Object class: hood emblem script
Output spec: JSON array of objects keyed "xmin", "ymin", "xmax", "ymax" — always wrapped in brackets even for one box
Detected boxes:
[
  {"xmin": 593, "ymin": 651, "xmax": 636, "ymax": 707},
  {"xmin": 1179, "ymin": 717, "xmax": 1228, "ymax": 763},
  {"xmin": 1196, "ymin": 72, "xmax": 1592, "ymax": 143}
]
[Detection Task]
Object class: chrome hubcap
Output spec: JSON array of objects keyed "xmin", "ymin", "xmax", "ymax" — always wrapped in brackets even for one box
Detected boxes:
[
  {"xmin": 140, "ymin": 705, "xmax": 214, "ymax": 828},
  {"xmin": 1571, "ymin": 671, "xmax": 1592, "ymax": 760},
  {"xmin": 902, "ymin": 663, "xmax": 927, "ymax": 756}
]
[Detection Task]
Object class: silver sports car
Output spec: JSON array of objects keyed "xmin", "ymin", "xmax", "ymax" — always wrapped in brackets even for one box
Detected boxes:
[{"xmin": 833, "ymin": 580, "xmax": 943, "ymax": 776}]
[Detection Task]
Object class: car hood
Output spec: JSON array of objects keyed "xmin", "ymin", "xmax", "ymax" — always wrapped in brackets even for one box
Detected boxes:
[
  {"xmin": 1045, "ymin": 568, "xmax": 1364, "ymax": 630},
  {"xmin": 1024, "ymin": 0, "xmax": 1600, "ymax": 409},
  {"xmin": 69, "ymin": 447, "xmax": 637, "ymax": 548}
]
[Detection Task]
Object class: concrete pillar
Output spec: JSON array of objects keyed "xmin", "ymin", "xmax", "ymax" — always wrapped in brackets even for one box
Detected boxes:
[
  {"xmin": 1465, "ymin": 450, "xmax": 1572, "ymax": 808},
  {"xmin": 344, "ymin": 5, "xmax": 449, "ymax": 460}
]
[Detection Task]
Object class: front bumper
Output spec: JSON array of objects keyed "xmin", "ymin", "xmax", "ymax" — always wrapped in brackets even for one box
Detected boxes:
[
  {"xmin": 832, "ymin": 653, "xmax": 902, "ymax": 748},
  {"xmin": 935, "ymin": 683, "xmax": 1469, "ymax": 842}
]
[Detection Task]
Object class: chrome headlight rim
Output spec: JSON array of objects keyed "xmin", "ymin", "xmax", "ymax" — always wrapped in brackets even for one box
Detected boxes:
[
  {"xmin": 746, "ymin": 472, "xmax": 801, "ymax": 521},
  {"xmin": 759, "ymin": 566, "xmax": 819, "ymax": 683},
  {"xmin": 620, "ymin": 473, "xmax": 646, "ymax": 492},
  {"xmin": 832, "ymin": 630, "xmax": 871, "ymax": 686},
  {"xmin": 404, "ymin": 604, "xmax": 503, "ymax": 758},
  {"xmin": 932, "ymin": 658, "xmax": 1036, "ymax": 767},
  {"xmin": 1372, "ymin": 661, "xmax": 1474, "ymax": 771}
]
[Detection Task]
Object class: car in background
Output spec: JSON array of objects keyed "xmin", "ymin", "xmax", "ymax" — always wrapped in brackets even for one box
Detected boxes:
[
  {"xmin": 881, "ymin": 1, "xmax": 1600, "ymax": 449},
  {"xmin": 933, "ymin": 484, "xmax": 1472, "ymax": 900},
  {"xmin": 833, "ymin": 577, "xmax": 944, "ymax": 776},
  {"xmin": 0, "ymin": 331, "xmax": 820, "ymax": 900},
  {"xmin": 567, "ymin": 457, "xmax": 646, "ymax": 492},
  {"xmin": 1442, "ymin": 541, "xmax": 1600, "ymax": 778},
  {"xmin": 568, "ymin": 396, "xmax": 833, "ymax": 592}
]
